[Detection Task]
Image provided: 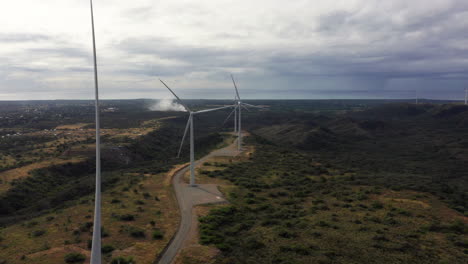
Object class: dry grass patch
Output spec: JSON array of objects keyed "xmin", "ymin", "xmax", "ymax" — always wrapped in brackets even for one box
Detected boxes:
[
  {"xmin": 0, "ymin": 172, "xmax": 179, "ymax": 264},
  {"xmin": 56, "ymin": 123, "xmax": 92, "ymax": 130}
]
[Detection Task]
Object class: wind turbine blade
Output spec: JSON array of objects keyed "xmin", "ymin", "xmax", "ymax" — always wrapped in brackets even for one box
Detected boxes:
[
  {"xmin": 159, "ymin": 79, "xmax": 191, "ymax": 112},
  {"xmin": 194, "ymin": 105, "xmax": 234, "ymax": 114},
  {"xmin": 177, "ymin": 114, "xmax": 191, "ymax": 158},
  {"xmin": 242, "ymin": 103, "xmax": 264, "ymax": 108},
  {"xmin": 241, "ymin": 104, "xmax": 251, "ymax": 112},
  {"xmin": 222, "ymin": 108, "xmax": 236, "ymax": 125},
  {"xmin": 231, "ymin": 74, "xmax": 241, "ymax": 100}
]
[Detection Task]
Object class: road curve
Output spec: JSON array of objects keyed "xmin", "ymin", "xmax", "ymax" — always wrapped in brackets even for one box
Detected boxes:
[{"xmin": 156, "ymin": 138, "xmax": 240, "ymax": 264}]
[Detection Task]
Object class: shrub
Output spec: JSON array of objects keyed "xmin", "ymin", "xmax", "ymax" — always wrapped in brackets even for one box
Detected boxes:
[
  {"xmin": 371, "ymin": 201, "xmax": 384, "ymax": 209},
  {"xmin": 126, "ymin": 226, "xmax": 145, "ymax": 238},
  {"xmin": 26, "ymin": 221, "xmax": 38, "ymax": 228},
  {"xmin": 102, "ymin": 245, "xmax": 115, "ymax": 254},
  {"xmin": 450, "ymin": 220, "xmax": 466, "ymax": 234},
  {"xmin": 277, "ymin": 229, "xmax": 297, "ymax": 238},
  {"xmin": 152, "ymin": 229, "xmax": 164, "ymax": 240},
  {"xmin": 119, "ymin": 214, "xmax": 135, "ymax": 221},
  {"xmin": 317, "ymin": 221, "xmax": 331, "ymax": 228},
  {"xmin": 245, "ymin": 237, "xmax": 265, "ymax": 249},
  {"xmin": 64, "ymin": 253, "xmax": 86, "ymax": 263},
  {"xmin": 102, "ymin": 227, "xmax": 110, "ymax": 237},
  {"xmin": 79, "ymin": 222, "xmax": 93, "ymax": 232},
  {"xmin": 111, "ymin": 256, "xmax": 135, "ymax": 264},
  {"xmin": 31, "ymin": 229, "xmax": 46, "ymax": 237}
]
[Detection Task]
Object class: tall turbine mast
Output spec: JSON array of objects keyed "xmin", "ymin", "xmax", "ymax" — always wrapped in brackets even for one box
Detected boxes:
[
  {"xmin": 231, "ymin": 75, "xmax": 242, "ymax": 150},
  {"xmin": 234, "ymin": 98, "xmax": 238, "ymax": 133},
  {"xmin": 160, "ymin": 79, "xmax": 233, "ymax": 186},
  {"xmin": 89, "ymin": 0, "xmax": 101, "ymax": 263}
]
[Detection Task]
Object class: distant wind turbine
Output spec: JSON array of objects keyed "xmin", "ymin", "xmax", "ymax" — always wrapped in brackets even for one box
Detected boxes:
[
  {"xmin": 89, "ymin": 0, "xmax": 101, "ymax": 263},
  {"xmin": 230, "ymin": 75, "xmax": 264, "ymax": 151},
  {"xmin": 160, "ymin": 79, "xmax": 233, "ymax": 186}
]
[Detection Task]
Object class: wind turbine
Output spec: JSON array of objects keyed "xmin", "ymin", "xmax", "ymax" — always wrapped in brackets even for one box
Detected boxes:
[
  {"xmin": 89, "ymin": 0, "xmax": 101, "ymax": 263},
  {"xmin": 230, "ymin": 75, "xmax": 264, "ymax": 151},
  {"xmin": 159, "ymin": 79, "xmax": 233, "ymax": 186}
]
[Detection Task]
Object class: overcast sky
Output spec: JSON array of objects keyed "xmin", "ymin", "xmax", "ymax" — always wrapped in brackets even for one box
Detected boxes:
[{"xmin": 1, "ymin": 0, "xmax": 468, "ymax": 100}]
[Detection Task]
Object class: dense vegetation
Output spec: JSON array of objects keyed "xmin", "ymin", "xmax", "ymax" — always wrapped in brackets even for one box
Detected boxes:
[
  {"xmin": 250, "ymin": 103, "xmax": 468, "ymax": 215},
  {"xmin": 0, "ymin": 114, "xmax": 224, "ymax": 226},
  {"xmin": 200, "ymin": 137, "xmax": 467, "ymax": 264},
  {"xmin": 1, "ymin": 100, "xmax": 467, "ymax": 263}
]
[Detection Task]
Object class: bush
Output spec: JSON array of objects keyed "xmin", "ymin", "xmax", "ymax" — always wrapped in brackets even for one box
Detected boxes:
[
  {"xmin": 79, "ymin": 222, "xmax": 93, "ymax": 232},
  {"xmin": 126, "ymin": 226, "xmax": 145, "ymax": 238},
  {"xmin": 152, "ymin": 229, "xmax": 164, "ymax": 240},
  {"xmin": 245, "ymin": 237, "xmax": 265, "ymax": 249},
  {"xmin": 64, "ymin": 253, "xmax": 86, "ymax": 263},
  {"xmin": 111, "ymin": 256, "xmax": 135, "ymax": 264},
  {"xmin": 102, "ymin": 244, "xmax": 115, "ymax": 254},
  {"xmin": 25, "ymin": 221, "xmax": 38, "ymax": 228},
  {"xmin": 119, "ymin": 214, "xmax": 135, "ymax": 221},
  {"xmin": 371, "ymin": 201, "xmax": 384, "ymax": 209},
  {"xmin": 31, "ymin": 229, "xmax": 46, "ymax": 237}
]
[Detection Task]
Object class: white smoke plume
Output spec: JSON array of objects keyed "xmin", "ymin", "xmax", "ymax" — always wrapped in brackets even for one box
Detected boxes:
[{"xmin": 149, "ymin": 99, "xmax": 187, "ymax": 112}]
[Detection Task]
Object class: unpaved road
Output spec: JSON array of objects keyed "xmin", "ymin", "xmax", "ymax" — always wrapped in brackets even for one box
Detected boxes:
[{"xmin": 156, "ymin": 138, "xmax": 241, "ymax": 264}]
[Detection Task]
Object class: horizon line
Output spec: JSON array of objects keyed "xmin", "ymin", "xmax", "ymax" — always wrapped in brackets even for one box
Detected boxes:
[{"xmin": 0, "ymin": 98, "xmax": 465, "ymax": 102}]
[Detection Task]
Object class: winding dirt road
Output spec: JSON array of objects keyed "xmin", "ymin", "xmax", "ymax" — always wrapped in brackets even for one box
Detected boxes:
[{"xmin": 156, "ymin": 138, "xmax": 241, "ymax": 264}]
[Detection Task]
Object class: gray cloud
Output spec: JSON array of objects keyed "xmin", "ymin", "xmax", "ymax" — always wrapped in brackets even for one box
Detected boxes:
[
  {"xmin": 1, "ymin": 0, "xmax": 468, "ymax": 100},
  {"xmin": 28, "ymin": 47, "xmax": 89, "ymax": 59},
  {"xmin": 0, "ymin": 33, "xmax": 50, "ymax": 43}
]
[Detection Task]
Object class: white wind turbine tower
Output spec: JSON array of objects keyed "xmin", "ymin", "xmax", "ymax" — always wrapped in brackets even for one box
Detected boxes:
[
  {"xmin": 230, "ymin": 74, "xmax": 264, "ymax": 151},
  {"xmin": 160, "ymin": 79, "xmax": 233, "ymax": 186},
  {"xmin": 89, "ymin": 0, "xmax": 101, "ymax": 263}
]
